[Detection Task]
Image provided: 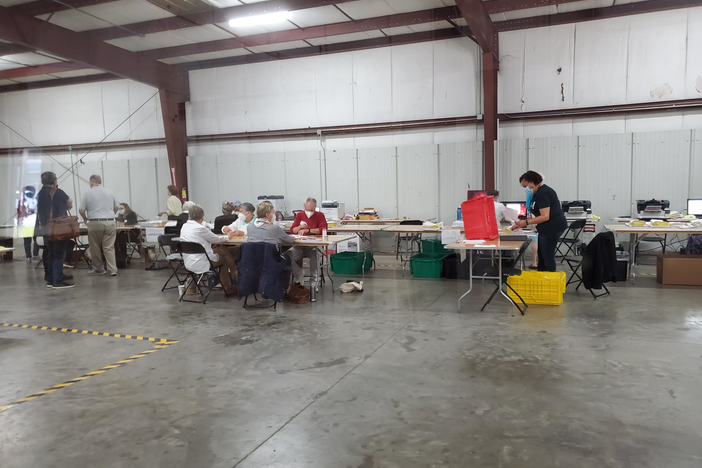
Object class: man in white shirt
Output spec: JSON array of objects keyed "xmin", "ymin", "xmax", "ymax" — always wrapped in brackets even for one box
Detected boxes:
[
  {"xmin": 223, "ymin": 202, "xmax": 256, "ymax": 238},
  {"xmin": 487, "ymin": 190, "xmax": 512, "ymax": 229},
  {"xmin": 79, "ymin": 175, "xmax": 118, "ymax": 276},
  {"xmin": 179, "ymin": 204, "xmax": 240, "ymax": 296}
]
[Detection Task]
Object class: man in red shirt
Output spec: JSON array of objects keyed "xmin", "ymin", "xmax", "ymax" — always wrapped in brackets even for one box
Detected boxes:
[{"xmin": 289, "ymin": 197, "xmax": 328, "ymax": 291}]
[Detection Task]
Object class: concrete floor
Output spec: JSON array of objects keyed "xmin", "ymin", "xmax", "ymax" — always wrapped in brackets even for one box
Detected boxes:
[{"xmin": 1, "ymin": 255, "xmax": 701, "ymax": 468}]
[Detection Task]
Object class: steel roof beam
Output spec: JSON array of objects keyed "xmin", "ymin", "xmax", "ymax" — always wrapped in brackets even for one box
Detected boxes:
[{"xmin": 455, "ymin": 0, "xmax": 498, "ymax": 58}]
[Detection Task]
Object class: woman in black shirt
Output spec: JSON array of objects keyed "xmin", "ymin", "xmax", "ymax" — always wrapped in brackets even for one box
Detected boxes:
[{"xmin": 511, "ymin": 171, "xmax": 567, "ymax": 272}]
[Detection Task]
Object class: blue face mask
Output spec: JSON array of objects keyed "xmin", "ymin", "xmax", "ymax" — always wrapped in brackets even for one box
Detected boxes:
[
  {"xmin": 117, "ymin": 209, "xmax": 125, "ymax": 215},
  {"xmin": 524, "ymin": 186, "xmax": 533, "ymax": 195}
]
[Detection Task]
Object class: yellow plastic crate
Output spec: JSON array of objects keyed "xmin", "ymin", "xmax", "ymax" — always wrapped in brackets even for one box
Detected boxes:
[{"xmin": 507, "ymin": 271, "xmax": 567, "ymax": 305}]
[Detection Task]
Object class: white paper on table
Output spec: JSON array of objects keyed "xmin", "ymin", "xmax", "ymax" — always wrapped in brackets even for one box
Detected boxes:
[{"xmin": 504, "ymin": 207, "xmax": 520, "ymax": 222}]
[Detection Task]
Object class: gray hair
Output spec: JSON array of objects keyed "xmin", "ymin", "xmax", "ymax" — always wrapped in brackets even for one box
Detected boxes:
[
  {"xmin": 305, "ymin": 197, "xmax": 317, "ymax": 204},
  {"xmin": 188, "ymin": 204, "xmax": 204, "ymax": 221},
  {"xmin": 182, "ymin": 201, "xmax": 196, "ymax": 213},
  {"xmin": 41, "ymin": 171, "xmax": 57, "ymax": 186},
  {"xmin": 89, "ymin": 174, "xmax": 102, "ymax": 185},
  {"xmin": 240, "ymin": 202, "xmax": 255, "ymax": 214}
]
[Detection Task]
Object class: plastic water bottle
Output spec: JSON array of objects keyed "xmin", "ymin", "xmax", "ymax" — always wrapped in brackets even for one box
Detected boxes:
[{"xmin": 322, "ymin": 229, "xmax": 327, "ymax": 240}]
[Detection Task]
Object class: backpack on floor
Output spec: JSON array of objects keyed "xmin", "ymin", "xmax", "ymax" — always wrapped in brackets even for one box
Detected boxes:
[{"xmin": 682, "ymin": 235, "xmax": 702, "ymax": 255}]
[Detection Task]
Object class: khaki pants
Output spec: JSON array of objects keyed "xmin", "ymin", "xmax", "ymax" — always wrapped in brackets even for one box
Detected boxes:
[
  {"xmin": 212, "ymin": 246, "xmax": 240, "ymax": 291},
  {"xmin": 88, "ymin": 221, "xmax": 117, "ymax": 274},
  {"xmin": 287, "ymin": 246, "xmax": 320, "ymax": 285}
]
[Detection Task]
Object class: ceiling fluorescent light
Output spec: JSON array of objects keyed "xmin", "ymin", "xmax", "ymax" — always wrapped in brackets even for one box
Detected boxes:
[{"xmin": 229, "ymin": 11, "xmax": 290, "ymax": 28}]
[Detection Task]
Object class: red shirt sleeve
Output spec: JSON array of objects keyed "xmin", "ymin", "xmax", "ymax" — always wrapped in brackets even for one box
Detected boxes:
[
  {"xmin": 314, "ymin": 212, "xmax": 328, "ymax": 230},
  {"xmin": 291, "ymin": 211, "xmax": 302, "ymax": 230}
]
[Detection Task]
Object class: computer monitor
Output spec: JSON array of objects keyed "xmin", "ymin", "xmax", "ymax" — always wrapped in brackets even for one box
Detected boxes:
[
  {"xmin": 688, "ymin": 198, "xmax": 702, "ymax": 216},
  {"xmin": 503, "ymin": 201, "xmax": 527, "ymax": 217},
  {"xmin": 467, "ymin": 190, "xmax": 487, "ymax": 200}
]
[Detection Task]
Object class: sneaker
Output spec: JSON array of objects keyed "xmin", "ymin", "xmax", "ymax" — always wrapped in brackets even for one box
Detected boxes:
[
  {"xmin": 63, "ymin": 274, "xmax": 74, "ymax": 280},
  {"xmin": 26, "ymin": 257, "xmax": 32, "ymax": 263},
  {"xmin": 46, "ymin": 283, "xmax": 53, "ymax": 288},
  {"xmin": 52, "ymin": 282, "xmax": 75, "ymax": 290},
  {"xmin": 88, "ymin": 269, "xmax": 106, "ymax": 275},
  {"xmin": 32, "ymin": 256, "xmax": 41, "ymax": 261},
  {"xmin": 110, "ymin": 272, "xmax": 118, "ymax": 277},
  {"xmin": 63, "ymin": 263, "xmax": 75, "ymax": 269}
]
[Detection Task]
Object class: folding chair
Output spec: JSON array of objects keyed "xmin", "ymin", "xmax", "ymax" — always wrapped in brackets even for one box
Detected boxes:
[
  {"xmin": 480, "ymin": 239, "xmax": 531, "ymax": 315},
  {"xmin": 395, "ymin": 220, "xmax": 423, "ymax": 261},
  {"xmin": 159, "ymin": 235, "xmax": 184, "ymax": 292},
  {"xmin": 557, "ymin": 219, "xmax": 586, "ymax": 263},
  {"xmin": 176, "ymin": 241, "xmax": 231, "ymax": 304}
]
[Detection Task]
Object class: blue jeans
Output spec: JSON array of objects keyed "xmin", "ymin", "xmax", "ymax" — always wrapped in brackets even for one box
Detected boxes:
[
  {"xmin": 24, "ymin": 236, "xmax": 39, "ymax": 258},
  {"xmin": 44, "ymin": 238, "xmax": 68, "ymax": 285}
]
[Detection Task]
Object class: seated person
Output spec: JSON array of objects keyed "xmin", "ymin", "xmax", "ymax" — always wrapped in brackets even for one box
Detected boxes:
[
  {"xmin": 248, "ymin": 201, "xmax": 295, "ymax": 245},
  {"xmin": 223, "ymin": 202, "xmax": 256, "ymax": 238},
  {"xmin": 488, "ymin": 190, "xmax": 513, "ymax": 228},
  {"xmin": 214, "ymin": 201, "xmax": 240, "ymax": 234},
  {"xmin": 289, "ymin": 197, "xmax": 328, "ymax": 286},
  {"xmin": 179, "ymin": 204, "xmax": 239, "ymax": 296},
  {"xmin": 116, "ymin": 202, "xmax": 138, "ymax": 226}
]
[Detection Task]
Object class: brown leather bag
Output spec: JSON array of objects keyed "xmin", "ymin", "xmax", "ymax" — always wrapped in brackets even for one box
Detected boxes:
[
  {"xmin": 287, "ymin": 284, "xmax": 310, "ymax": 304},
  {"xmin": 48, "ymin": 192, "xmax": 80, "ymax": 241}
]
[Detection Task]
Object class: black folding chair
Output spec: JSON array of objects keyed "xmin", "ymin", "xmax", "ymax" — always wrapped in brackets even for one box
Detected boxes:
[
  {"xmin": 565, "ymin": 241, "xmax": 611, "ymax": 300},
  {"xmin": 557, "ymin": 219, "xmax": 586, "ymax": 262},
  {"xmin": 480, "ymin": 239, "xmax": 531, "ymax": 315},
  {"xmin": 159, "ymin": 235, "xmax": 184, "ymax": 292},
  {"xmin": 395, "ymin": 220, "xmax": 423, "ymax": 261},
  {"xmin": 176, "ymin": 241, "xmax": 231, "ymax": 304}
]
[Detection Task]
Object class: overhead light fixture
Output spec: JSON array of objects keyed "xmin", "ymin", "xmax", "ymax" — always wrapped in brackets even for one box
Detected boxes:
[{"xmin": 229, "ymin": 11, "xmax": 290, "ymax": 28}]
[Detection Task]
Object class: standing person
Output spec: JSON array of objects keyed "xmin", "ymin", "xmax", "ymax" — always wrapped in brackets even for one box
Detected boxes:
[
  {"xmin": 511, "ymin": 171, "xmax": 567, "ymax": 272},
  {"xmin": 289, "ymin": 198, "xmax": 328, "ymax": 287},
  {"xmin": 180, "ymin": 204, "xmax": 240, "ymax": 296},
  {"xmin": 158, "ymin": 185, "xmax": 182, "ymax": 218},
  {"xmin": 36, "ymin": 172, "xmax": 75, "ymax": 290},
  {"xmin": 223, "ymin": 202, "xmax": 256, "ymax": 237},
  {"xmin": 79, "ymin": 175, "xmax": 118, "ymax": 277},
  {"xmin": 18, "ymin": 185, "xmax": 40, "ymax": 262},
  {"xmin": 520, "ymin": 174, "xmax": 540, "ymax": 269}
]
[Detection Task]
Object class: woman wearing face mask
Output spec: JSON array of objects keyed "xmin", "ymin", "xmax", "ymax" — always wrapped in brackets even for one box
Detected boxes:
[
  {"xmin": 223, "ymin": 202, "xmax": 256, "ymax": 238},
  {"xmin": 247, "ymin": 201, "xmax": 295, "ymax": 244},
  {"xmin": 520, "ymin": 175, "xmax": 539, "ymax": 269},
  {"xmin": 512, "ymin": 171, "xmax": 567, "ymax": 272},
  {"xmin": 117, "ymin": 203, "xmax": 138, "ymax": 226}
]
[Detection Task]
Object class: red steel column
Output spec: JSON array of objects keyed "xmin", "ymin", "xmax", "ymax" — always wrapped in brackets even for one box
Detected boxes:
[
  {"xmin": 159, "ymin": 88, "xmax": 189, "ymax": 201},
  {"xmin": 483, "ymin": 52, "xmax": 498, "ymax": 191}
]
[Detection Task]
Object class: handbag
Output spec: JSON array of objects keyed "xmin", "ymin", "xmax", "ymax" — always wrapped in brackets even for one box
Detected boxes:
[
  {"xmin": 287, "ymin": 283, "xmax": 310, "ymax": 304},
  {"xmin": 48, "ymin": 191, "xmax": 80, "ymax": 241}
]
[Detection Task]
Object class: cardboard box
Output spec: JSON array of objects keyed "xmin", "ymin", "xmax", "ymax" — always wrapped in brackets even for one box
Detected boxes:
[{"xmin": 656, "ymin": 254, "xmax": 702, "ymax": 286}]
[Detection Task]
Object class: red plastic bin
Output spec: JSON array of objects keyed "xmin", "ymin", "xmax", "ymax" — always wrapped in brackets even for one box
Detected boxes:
[{"xmin": 461, "ymin": 194, "xmax": 499, "ymax": 240}]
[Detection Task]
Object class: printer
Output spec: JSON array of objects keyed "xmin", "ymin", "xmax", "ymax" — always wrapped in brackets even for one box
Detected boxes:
[
  {"xmin": 257, "ymin": 195, "xmax": 289, "ymax": 220},
  {"xmin": 561, "ymin": 200, "xmax": 592, "ymax": 219},
  {"xmin": 636, "ymin": 199, "xmax": 671, "ymax": 219},
  {"xmin": 320, "ymin": 200, "xmax": 345, "ymax": 220}
]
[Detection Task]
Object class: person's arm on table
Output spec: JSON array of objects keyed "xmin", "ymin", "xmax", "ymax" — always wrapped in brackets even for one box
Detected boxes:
[
  {"xmin": 308, "ymin": 213, "xmax": 328, "ymax": 235},
  {"xmin": 512, "ymin": 207, "xmax": 550, "ymax": 230}
]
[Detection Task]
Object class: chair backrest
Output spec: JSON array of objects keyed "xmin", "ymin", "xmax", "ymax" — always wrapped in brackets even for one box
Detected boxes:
[
  {"xmin": 508, "ymin": 239, "xmax": 532, "ymax": 273},
  {"xmin": 400, "ymin": 220, "xmax": 422, "ymax": 226},
  {"xmin": 158, "ymin": 234, "xmax": 178, "ymax": 251},
  {"xmin": 177, "ymin": 241, "xmax": 206, "ymax": 255},
  {"xmin": 569, "ymin": 219, "xmax": 587, "ymax": 231}
]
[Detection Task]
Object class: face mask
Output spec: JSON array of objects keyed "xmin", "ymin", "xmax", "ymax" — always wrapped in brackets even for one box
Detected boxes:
[
  {"xmin": 117, "ymin": 209, "xmax": 125, "ymax": 215},
  {"xmin": 305, "ymin": 210, "xmax": 314, "ymax": 217},
  {"xmin": 524, "ymin": 186, "xmax": 533, "ymax": 195}
]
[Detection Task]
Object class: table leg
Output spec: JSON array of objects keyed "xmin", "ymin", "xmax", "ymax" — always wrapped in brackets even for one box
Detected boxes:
[
  {"xmin": 458, "ymin": 250, "xmax": 473, "ymax": 312},
  {"xmin": 319, "ymin": 246, "xmax": 334, "ymax": 293},
  {"xmin": 629, "ymin": 233, "xmax": 636, "ymax": 284}
]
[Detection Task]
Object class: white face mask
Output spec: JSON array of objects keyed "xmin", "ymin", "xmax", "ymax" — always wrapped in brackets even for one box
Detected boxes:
[{"xmin": 305, "ymin": 210, "xmax": 314, "ymax": 217}]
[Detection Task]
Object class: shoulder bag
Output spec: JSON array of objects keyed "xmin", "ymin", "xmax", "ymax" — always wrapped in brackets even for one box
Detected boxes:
[{"xmin": 48, "ymin": 191, "xmax": 80, "ymax": 241}]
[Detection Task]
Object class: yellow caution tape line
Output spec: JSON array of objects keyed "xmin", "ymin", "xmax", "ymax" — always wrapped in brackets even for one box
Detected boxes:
[
  {"xmin": 0, "ymin": 322, "xmax": 173, "ymax": 343},
  {"xmin": 0, "ymin": 341, "xmax": 178, "ymax": 413}
]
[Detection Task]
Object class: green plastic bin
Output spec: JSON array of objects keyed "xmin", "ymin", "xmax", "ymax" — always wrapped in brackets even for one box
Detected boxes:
[
  {"xmin": 330, "ymin": 251, "xmax": 373, "ymax": 275},
  {"xmin": 410, "ymin": 253, "xmax": 448, "ymax": 278},
  {"xmin": 421, "ymin": 239, "xmax": 448, "ymax": 254}
]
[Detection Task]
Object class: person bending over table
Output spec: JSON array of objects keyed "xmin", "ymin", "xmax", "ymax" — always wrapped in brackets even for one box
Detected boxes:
[
  {"xmin": 289, "ymin": 197, "xmax": 328, "ymax": 287},
  {"xmin": 180, "ymin": 204, "xmax": 239, "ymax": 296},
  {"xmin": 223, "ymin": 202, "xmax": 256, "ymax": 238},
  {"xmin": 248, "ymin": 201, "xmax": 295, "ymax": 245},
  {"xmin": 511, "ymin": 171, "xmax": 567, "ymax": 272}
]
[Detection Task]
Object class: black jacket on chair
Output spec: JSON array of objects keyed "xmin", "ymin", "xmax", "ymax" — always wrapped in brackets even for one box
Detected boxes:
[
  {"xmin": 582, "ymin": 231, "xmax": 618, "ymax": 290},
  {"xmin": 238, "ymin": 243, "xmax": 292, "ymax": 303}
]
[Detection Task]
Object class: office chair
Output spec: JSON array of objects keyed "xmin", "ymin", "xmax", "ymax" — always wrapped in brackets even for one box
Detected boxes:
[
  {"xmin": 480, "ymin": 239, "xmax": 531, "ymax": 315},
  {"xmin": 395, "ymin": 220, "xmax": 423, "ymax": 261},
  {"xmin": 557, "ymin": 219, "xmax": 586, "ymax": 262},
  {"xmin": 176, "ymin": 241, "xmax": 232, "ymax": 304}
]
